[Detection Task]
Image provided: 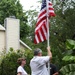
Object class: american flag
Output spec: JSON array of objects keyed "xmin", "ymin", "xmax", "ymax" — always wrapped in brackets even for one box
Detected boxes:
[{"xmin": 34, "ymin": 0, "xmax": 55, "ymax": 44}]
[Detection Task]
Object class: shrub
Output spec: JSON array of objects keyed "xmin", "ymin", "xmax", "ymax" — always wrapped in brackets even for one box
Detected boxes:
[
  {"xmin": 59, "ymin": 64, "xmax": 75, "ymax": 75},
  {"xmin": 0, "ymin": 49, "xmax": 33, "ymax": 75}
]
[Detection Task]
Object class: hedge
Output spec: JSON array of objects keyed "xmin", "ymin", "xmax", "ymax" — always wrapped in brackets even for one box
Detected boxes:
[{"xmin": 0, "ymin": 48, "xmax": 33, "ymax": 75}]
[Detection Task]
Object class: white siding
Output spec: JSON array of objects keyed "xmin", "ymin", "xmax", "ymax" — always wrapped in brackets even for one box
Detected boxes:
[
  {"xmin": 5, "ymin": 18, "xmax": 20, "ymax": 52},
  {"xmin": 20, "ymin": 43, "xmax": 26, "ymax": 50},
  {"xmin": 0, "ymin": 31, "xmax": 5, "ymax": 52}
]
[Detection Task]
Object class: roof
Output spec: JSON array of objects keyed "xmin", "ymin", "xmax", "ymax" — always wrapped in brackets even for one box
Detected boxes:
[
  {"xmin": 19, "ymin": 40, "xmax": 32, "ymax": 50},
  {"xmin": 0, "ymin": 24, "xmax": 5, "ymax": 31}
]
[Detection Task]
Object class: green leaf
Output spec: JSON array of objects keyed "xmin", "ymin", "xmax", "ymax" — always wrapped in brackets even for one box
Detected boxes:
[
  {"xmin": 63, "ymin": 55, "xmax": 75, "ymax": 61},
  {"xmin": 66, "ymin": 39, "xmax": 75, "ymax": 50},
  {"xmin": 62, "ymin": 55, "xmax": 71, "ymax": 61},
  {"xmin": 60, "ymin": 64, "xmax": 75, "ymax": 75}
]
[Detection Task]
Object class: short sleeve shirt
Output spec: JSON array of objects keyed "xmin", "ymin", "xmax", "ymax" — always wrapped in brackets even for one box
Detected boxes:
[
  {"xmin": 17, "ymin": 66, "xmax": 28, "ymax": 75},
  {"xmin": 30, "ymin": 56, "xmax": 50, "ymax": 75}
]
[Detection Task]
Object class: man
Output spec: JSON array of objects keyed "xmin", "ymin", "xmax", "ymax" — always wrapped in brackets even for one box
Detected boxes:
[
  {"xmin": 30, "ymin": 46, "xmax": 52, "ymax": 75},
  {"xmin": 50, "ymin": 63, "xmax": 59, "ymax": 75}
]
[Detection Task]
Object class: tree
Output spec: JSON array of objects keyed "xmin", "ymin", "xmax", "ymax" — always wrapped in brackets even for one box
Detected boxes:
[{"xmin": 0, "ymin": 0, "xmax": 30, "ymax": 39}]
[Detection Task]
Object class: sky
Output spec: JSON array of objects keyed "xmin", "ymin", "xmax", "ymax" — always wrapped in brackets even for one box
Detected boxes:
[{"xmin": 20, "ymin": 0, "xmax": 40, "ymax": 10}]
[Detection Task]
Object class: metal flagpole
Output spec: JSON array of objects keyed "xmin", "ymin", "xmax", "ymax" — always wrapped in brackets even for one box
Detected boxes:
[{"xmin": 46, "ymin": 0, "xmax": 50, "ymax": 75}]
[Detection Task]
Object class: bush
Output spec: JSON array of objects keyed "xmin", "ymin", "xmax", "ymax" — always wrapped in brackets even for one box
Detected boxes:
[
  {"xmin": 59, "ymin": 64, "xmax": 75, "ymax": 75},
  {"xmin": 0, "ymin": 49, "xmax": 33, "ymax": 75}
]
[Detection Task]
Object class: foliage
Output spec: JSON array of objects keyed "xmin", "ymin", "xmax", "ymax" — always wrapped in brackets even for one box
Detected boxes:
[
  {"xmin": 0, "ymin": 0, "xmax": 30, "ymax": 39},
  {"xmin": 60, "ymin": 64, "xmax": 75, "ymax": 75},
  {"xmin": 59, "ymin": 39, "xmax": 75, "ymax": 75},
  {"xmin": 62, "ymin": 39, "xmax": 75, "ymax": 62},
  {"xmin": 66, "ymin": 39, "xmax": 75, "ymax": 50},
  {"xmin": 50, "ymin": 0, "xmax": 75, "ymax": 68},
  {"xmin": 0, "ymin": 49, "xmax": 33, "ymax": 75}
]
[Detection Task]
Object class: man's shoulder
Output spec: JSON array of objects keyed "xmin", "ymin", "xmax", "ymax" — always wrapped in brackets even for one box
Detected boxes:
[
  {"xmin": 30, "ymin": 56, "xmax": 50, "ymax": 62},
  {"xmin": 30, "ymin": 56, "xmax": 40, "ymax": 61},
  {"xmin": 30, "ymin": 56, "xmax": 44, "ymax": 62},
  {"xmin": 41, "ymin": 56, "xmax": 50, "ymax": 58}
]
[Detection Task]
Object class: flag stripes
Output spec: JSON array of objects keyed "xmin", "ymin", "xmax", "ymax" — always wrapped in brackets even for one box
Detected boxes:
[{"xmin": 34, "ymin": 0, "xmax": 55, "ymax": 44}]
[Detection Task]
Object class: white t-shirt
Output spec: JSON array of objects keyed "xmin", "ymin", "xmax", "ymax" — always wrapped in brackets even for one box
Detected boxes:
[
  {"xmin": 30, "ymin": 56, "xmax": 50, "ymax": 75},
  {"xmin": 17, "ymin": 66, "xmax": 28, "ymax": 75}
]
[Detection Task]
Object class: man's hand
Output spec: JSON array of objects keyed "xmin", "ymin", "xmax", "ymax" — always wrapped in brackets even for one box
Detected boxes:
[
  {"xmin": 47, "ymin": 46, "xmax": 51, "ymax": 51},
  {"xmin": 53, "ymin": 72, "xmax": 59, "ymax": 75}
]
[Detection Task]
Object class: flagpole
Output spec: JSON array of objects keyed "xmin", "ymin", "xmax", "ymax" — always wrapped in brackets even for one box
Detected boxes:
[{"xmin": 46, "ymin": 0, "xmax": 50, "ymax": 75}]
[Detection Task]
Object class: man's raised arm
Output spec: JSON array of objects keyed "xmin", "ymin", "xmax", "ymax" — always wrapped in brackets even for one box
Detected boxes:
[{"xmin": 47, "ymin": 46, "xmax": 52, "ymax": 59}]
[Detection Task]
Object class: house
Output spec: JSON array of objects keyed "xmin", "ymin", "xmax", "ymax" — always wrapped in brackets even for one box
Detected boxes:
[{"xmin": 0, "ymin": 18, "xmax": 32, "ymax": 53}]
